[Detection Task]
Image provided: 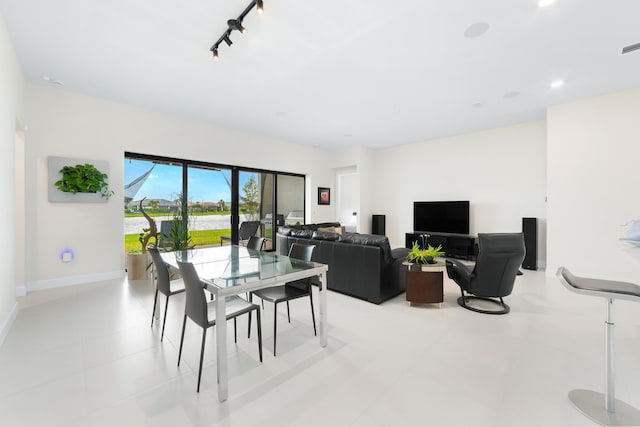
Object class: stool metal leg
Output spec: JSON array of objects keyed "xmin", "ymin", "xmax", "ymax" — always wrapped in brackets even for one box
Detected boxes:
[
  {"xmin": 605, "ymin": 297, "xmax": 615, "ymax": 413},
  {"xmin": 568, "ymin": 298, "xmax": 640, "ymax": 426}
]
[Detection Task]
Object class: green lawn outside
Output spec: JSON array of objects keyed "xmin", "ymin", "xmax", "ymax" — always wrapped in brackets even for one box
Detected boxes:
[{"xmin": 124, "ymin": 228, "xmax": 230, "ymax": 252}]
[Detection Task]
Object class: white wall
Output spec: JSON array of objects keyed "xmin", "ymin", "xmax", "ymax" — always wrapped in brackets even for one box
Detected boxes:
[
  {"xmin": 24, "ymin": 84, "xmax": 334, "ymax": 289},
  {"xmin": 372, "ymin": 121, "xmax": 548, "ymax": 263},
  {"xmin": 0, "ymin": 13, "xmax": 24, "ymax": 344},
  {"xmin": 547, "ymin": 87, "xmax": 640, "ymax": 281}
]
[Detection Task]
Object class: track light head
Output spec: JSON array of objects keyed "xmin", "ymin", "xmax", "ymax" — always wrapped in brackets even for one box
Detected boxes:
[
  {"xmin": 228, "ymin": 19, "xmax": 246, "ymax": 33},
  {"xmin": 212, "ymin": 47, "xmax": 219, "ymax": 60},
  {"xmin": 256, "ymin": 0, "xmax": 264, "ymax": 14},
  {"xmin": 223, "ymin": 34, "xmax": 233, "ymax": 46}
]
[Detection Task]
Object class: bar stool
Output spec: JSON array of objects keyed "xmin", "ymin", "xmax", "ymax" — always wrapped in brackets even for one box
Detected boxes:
[{"xmin": 556, "ymin": 267, "xmax": 640, "ymax": 426}]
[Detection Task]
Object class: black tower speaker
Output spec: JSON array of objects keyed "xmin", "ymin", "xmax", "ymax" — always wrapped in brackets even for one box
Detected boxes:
[
  {"xmin": 372, "ymin": 214, "xmax": 385, "ymax": 236},
  {"xmin": 522, "ymin": 217, "xmax": 537, "ymax": 270}
]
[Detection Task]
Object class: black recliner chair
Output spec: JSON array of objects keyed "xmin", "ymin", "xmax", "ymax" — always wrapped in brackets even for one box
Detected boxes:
[{"xmin": 446, "ymin": 233, "xmax": 525, "ymax": 314}]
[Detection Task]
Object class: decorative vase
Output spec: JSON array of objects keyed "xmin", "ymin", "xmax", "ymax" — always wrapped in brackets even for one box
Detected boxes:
[{"xmin": 127, "ymin": 252, "xmax": 150, "ymax": 280}]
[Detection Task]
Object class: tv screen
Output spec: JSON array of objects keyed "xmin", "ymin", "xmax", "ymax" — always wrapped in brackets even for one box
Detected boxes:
[{"xmin": 413, "ymin": 201, "xmax": 469, "ymax": 234}]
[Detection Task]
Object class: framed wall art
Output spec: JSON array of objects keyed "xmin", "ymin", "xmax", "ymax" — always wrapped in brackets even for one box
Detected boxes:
[{"xmin": 318, "ymin": 187, "xmax": 330, "ymax": 205}]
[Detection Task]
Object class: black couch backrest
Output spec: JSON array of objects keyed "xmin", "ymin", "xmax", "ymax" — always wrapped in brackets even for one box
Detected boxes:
[{"xmin": 340, "ymin": 233, "xmax": 394, "ymax": 265}]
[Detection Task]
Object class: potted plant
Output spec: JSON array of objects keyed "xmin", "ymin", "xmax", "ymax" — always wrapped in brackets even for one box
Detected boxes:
[
  {"xmin": 54, "ymin": 163, "xmax": 115, "ymax": 199},
  {"xmin": 160, "ymin": 193, "xmax": 193, "ymax": 251},
  {"xmin": 126, "ymin": 233, "xmax": 150, "ymax": 280},
  {"xmin": 406, "ymin": 234, "xmax": 445, "ymax": 264}
]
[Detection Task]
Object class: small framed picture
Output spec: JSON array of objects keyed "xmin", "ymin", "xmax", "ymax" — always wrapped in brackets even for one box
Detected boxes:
[{"xmin": 318, "ymin": 187, "xmax": 330, "ymax": 205}]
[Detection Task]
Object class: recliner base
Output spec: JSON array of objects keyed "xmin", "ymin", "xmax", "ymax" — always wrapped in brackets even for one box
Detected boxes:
[{"xmin": 457, "ymin": 295, "xmax": 510, "ymax": 315}]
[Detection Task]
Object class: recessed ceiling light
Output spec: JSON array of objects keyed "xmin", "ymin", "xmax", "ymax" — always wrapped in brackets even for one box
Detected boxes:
[
  {"xmin": 464, "ymin": 22, "xmax": 490, "ymax": 38},
  {"xmin": 275, "ymin": 111, "xmax": 287, "ymax": 117},
  {"xmin": 503, "ymin": 91, "xmax": 521, "ymax": 99},
  {"xmin": 538, "ymin": 0, "xmax": 556, "ymax": 7},
  {"xmin": 471, "ymin": 102, "xmax": 483, "ymax": 109},
  {"xmin": 550, "ymin": 80, "xmax": 564, "ymax": 88},
  {"xmin": 343, "ymin": 134, "xmax": 353, "ymax": 138}
]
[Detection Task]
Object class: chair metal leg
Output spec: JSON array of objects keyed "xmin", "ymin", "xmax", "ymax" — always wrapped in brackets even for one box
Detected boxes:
[
  {"xmin": 177, "ymin": 314, "xmax": 187, "ymax": 366},
  {"xmin": 234, "ymin": 318, "xmax": 237, "ymax": 343},
  {"xmin": 151, "ymin": 289, "xmax": 158, "ymax": 327},
  {"xmin": 309, "ymin": 290, "xmax": 317, "ymax": 336},
  {"xmin": 248, "ymin": 293, "xmax": 253, "ymax": 338},
  {"xmin": 197, "ymin": 328, "xmax": 207, "ymax": 393},
  {"xmin": 256, "ymin": 308, "xmax": 263, "ymax": 362},
  {"xmin": 273, "ymin": 302, "xmax": 278, "ymax": 356},
  {"xmin": 286, "ymin": 301, "xmax": 291, "ymax": 323},
  {"xmin": 161, "ymin": 295, "xmax": 170, "ymax": 341}
]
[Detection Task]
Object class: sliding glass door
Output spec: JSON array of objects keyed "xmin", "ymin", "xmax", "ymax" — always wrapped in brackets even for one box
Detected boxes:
[
  {"xmin": 239, "ymin": 170, "xmax": 275, "ymax": 249},
  {"xmin": 123, "ymin": 157, "xmax": 183, "ymax": 252},
  {"xmin": 187, "ymin": 164, "xmax": 232, "ymax": 247},
  {"xmin": 124, "ymin": 152, "xmax": 305, "ymax": 252},
  {"xmin": 277, "ymin": 174, "xmax": 305, "ymax": 226}
]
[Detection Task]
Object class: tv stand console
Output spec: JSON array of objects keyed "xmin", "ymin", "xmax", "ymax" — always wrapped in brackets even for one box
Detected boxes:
[{"xmin": 405, "ymin": 232, "xmax": 477, "ymax": 260}]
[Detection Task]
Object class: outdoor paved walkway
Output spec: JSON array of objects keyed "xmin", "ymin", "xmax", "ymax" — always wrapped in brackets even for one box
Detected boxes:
[{"xmin": 123, "ymin": 214, "xmax": 252, "ymax": 234}]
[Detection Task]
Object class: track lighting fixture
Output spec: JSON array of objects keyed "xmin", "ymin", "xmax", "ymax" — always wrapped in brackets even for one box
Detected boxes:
[
  {"xmin": 209, "ymin": 0, "xmax": 263, "ymax": 61},
  {"xmin": 227, "ymin": 19, "xmax": 246, "ymax": 34}
]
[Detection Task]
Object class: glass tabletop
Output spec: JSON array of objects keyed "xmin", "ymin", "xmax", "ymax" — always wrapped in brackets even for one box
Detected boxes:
[{"xmin": 161, "ymin": 245, "xmax": 322, "ymax": 288}]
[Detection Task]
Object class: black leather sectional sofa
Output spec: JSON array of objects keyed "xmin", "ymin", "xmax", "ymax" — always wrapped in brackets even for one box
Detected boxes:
[{"xmin": 276, "ymin": 223, "xmax": 410, "ymax": 304}]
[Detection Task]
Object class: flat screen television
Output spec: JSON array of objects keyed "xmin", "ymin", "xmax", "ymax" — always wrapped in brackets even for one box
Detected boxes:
[{"xmin": 413, "ymin": 201, "xmax": 469, "ymax": 234}]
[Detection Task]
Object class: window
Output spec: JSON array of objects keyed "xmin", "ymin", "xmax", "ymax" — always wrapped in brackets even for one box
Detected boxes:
[{"xmin": 124, "ymin": 152, "xmax": 304, "ymax": 252}]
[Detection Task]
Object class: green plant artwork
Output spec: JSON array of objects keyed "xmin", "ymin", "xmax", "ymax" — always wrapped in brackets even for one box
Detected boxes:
[{"xmin": 55, "ymin": 163, "xmax": 114, "ymax": 199}]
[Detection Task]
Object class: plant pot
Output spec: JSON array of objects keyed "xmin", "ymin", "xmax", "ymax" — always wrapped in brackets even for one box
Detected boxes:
[{"xmin": 127, "ymin": 252, "xmax": 150, "ymax": 281}]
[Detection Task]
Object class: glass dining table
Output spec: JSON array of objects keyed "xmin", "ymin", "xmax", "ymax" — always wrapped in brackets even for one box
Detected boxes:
[{"xmin": 161, "ymin": 245, "xmax": 329, "ymax": 402}]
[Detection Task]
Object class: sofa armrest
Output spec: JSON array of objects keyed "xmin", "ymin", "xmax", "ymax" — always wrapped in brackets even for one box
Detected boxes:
[{"xmin": 391, "ymin": 247, "xmax": 410, "ymax": 261}]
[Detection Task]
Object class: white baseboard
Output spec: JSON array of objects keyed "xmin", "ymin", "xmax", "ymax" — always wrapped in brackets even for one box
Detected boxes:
[
  {"xmin": 0, "ymin": 302, "xmax": 19, "ymax": 348},
  {"xmin": 26, "ymin": 270, "xmax": 125, "ymax": 293},
  {"xmin": 537, "ymin": 260, "xmax": 547, "ymax": 270}
]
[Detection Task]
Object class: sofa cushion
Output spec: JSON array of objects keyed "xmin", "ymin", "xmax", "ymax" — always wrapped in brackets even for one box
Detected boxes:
[
  {"xmin": 317, "ymin": 226, "xmax": 344, "ymax": 235},
  {"xmin": 312, "ymin": 230, "xmax": 340, "ymax": 241},
  {"xmin": 316, "ymin": 222, "xmax": 341, "ymax": 228},
  {"xmin": 277, "ymin": 226, "xmax": 292, "ymax": 236},
  {"xmin": 290, "ymin": 228, "xmax": 314, "ymax": 239},
  {"xmin": 340, "ymin": 233, "xmax": 393, "ymax": 265}
]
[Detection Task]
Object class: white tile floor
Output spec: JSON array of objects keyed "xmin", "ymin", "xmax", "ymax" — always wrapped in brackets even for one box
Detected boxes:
[{"xmin": 2, "ymin": 270, "xmax": 640, "ymax": 426}]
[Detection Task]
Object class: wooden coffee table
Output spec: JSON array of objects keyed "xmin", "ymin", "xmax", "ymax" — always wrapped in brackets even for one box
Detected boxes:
[{"xmin": 404, "ymin": 261, "xmax": 445, "ymax": 307}]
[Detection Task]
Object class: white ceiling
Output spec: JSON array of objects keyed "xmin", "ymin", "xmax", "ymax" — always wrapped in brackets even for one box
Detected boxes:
[{"xmin": 2, "ymin": 0, "xmax": 640, "ymax": 150}]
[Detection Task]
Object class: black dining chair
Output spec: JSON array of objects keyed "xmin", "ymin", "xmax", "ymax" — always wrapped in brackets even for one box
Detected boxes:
[
  {"xmin": 148, "ymin": 247, "xmax": 185, "ymax": 341},
  {"xmin": 220, "ymin": 221, "xmax": 261, "ymax": 246},
  {"xmin": 246, "ymin": 236, "xmax": 265, "ymax": 251},
  {"xmin": 249, "ymin": 243, "xmax": 316, "ymax": 356},
  {"xmin": 176, "ymin": 260, "xmax": 263, "ymax": 392}
]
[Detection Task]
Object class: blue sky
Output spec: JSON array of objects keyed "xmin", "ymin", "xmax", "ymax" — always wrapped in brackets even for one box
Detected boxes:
[{"xmin": 124, "ymin": 159, "xmax": 255, "ymax": 203}]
